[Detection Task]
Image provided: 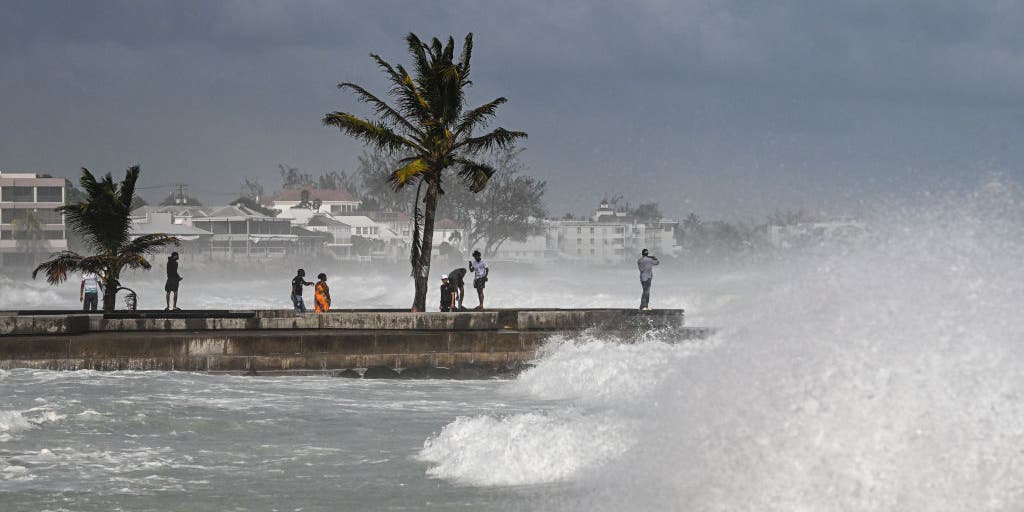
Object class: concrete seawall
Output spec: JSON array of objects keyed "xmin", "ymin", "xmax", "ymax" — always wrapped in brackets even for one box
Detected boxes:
[{"xmin": 0, "ymin": 309, "xmax": 712, "ymax": 378}]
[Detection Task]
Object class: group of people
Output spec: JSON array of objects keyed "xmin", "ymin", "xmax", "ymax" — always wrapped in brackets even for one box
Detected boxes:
[
  {"xmin": 290, "ymin": 269, "xmax": 332, "ymax": 313},
  {"xmin": 78, "ymin": 251, "xmax": 183, "ymax": 311},
  {"xmin": 79, "ymin": 248, "xmax": 662, "ymax": 312},
  {"xmin": 439, "ymin": 250, "xmax": 489, "ymax": 311}
]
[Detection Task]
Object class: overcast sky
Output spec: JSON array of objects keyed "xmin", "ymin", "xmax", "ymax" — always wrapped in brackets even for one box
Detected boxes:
[{"xmin": 3, "ymin": 1, "xmax": 1024, "ymax": 220}]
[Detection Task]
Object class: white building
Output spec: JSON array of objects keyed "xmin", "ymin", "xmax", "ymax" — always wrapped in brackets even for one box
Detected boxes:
[
  {"xmin": 130, "ymin": 205, "xmax": 319, "ymax": 259},
  {"xmin": 269, "ymin": 188, "xmax": 361, "ymax": 215},
  {"xmin": 0, "ymin": 172, "xmax": 67, "ymax": 266},
  {"xmin": 538, "ymin": 201, "xmax": 679, "ymax": 264}
]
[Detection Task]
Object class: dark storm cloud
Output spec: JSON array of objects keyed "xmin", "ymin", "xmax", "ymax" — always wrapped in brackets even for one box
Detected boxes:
[{"xmin": 2, "ymin": 1, "xmax": 1023, "ymax": 219}]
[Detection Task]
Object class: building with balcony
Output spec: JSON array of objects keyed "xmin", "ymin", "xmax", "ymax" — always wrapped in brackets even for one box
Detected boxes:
[
  {"xmin": 269, "ymin": 188, "xmax": 361, "ymax": 215},
  {"xmin": 130, "ymin": 205, "xmax": 322, "ymax": 259},
  {"xmin": 0, "ymin": 172, "xmax": 67, "ymax": 266}
]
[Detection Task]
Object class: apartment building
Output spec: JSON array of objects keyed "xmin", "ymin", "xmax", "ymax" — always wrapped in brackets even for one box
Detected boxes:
[{"xmin": 0, "ymin": 172, "xmax": 67, "ymax": 266}]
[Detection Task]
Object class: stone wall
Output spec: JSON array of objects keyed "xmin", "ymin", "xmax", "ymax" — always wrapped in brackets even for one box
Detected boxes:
[{"xmin": 0, "ymin": 309, "xmax": 710, "ymax": 378}]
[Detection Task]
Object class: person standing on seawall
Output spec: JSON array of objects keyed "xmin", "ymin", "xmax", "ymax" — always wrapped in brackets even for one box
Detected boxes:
[
  {"xmin": 314, "ymin": 273, "xmax": 331, "ymax": 313},
  {"xmin": 80, "ymin": 271, "xmax": 103, "ymax": 311},
  {"xmin": 637, "ymin": 248, "xmax": 659, "ymax": 311},
  {"xmin": 165, "ymin": 252, "xmax": 183, "ymax": 310},
  {"xmin": 469, "ymin": 250, "xmax": 489, "ymax": 310},
  {"xmin": 439, "ymin": 274, "xmax": 457, "ymax": 312},
  {"xmin": 291, "ymin": 269, "xmax": 313, "ymax": 314}
]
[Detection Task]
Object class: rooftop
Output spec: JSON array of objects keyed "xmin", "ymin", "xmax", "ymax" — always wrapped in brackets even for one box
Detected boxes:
[{"xmin": 270, "ymin": 187, "xmax": 358, "ymax": 203}]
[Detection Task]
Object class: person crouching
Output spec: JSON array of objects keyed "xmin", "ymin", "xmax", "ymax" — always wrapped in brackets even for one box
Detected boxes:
[{"xmin": 315, "ymin": 273, "xmax": 331, "ymax": 313}]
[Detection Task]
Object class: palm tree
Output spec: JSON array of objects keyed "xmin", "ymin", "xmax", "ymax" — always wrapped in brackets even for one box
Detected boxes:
[
  {"xmin": 33, "ymin": 166, "xmax": 179, "ymax": 311},
  {"xmin": 10, "ymin": 210, "xmax": 48, "ymax": 260},
  {"xmin": 323, "ymin": 32, "xmax": 526, "ymax": 311}
]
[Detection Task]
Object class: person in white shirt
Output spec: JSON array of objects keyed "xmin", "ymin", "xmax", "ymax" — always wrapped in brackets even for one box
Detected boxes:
[
  {"xmin": 469, "ymin": 250, "xmax": 489, "ymax": 310},
  {"xmin": 80, "ymin": 271, "xmax": 104, "ymax": 311},
  {"xmin": 637, "ymin": 248, "xmax": 660, "ymax": 310}
]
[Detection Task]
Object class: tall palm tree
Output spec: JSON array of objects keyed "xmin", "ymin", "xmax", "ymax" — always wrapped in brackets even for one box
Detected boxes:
[
  {"xmin": 33, "ymin": 166, "xmax": 179, "ymax": 311},
  {"xmin": 323, "ymin": 32, "xmax": 526, "ymax": 311}
]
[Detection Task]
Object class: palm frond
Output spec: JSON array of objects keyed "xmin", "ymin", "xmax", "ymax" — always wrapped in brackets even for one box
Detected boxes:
[
  {"xmin": 338, "ymin": 82, "xmax": 422, "ymax": 138},
  {"xmin": 457, "ymin": 33, "xmax": 473, "ymax": 81},
  {"xmin": 455, "ymin": 127, "xmax": 528, "ymax": 154},
  {"xmin": 455, "ymin": 97, "xmax": 507, "ymax": 137},
  {"xmin": 396, "ymin": 65, "xmax": 435, "ymax": 119},
  {"xmin": 31, "ymin": 251, "xmax": 98, "ymax": 285},
  {"xmin": 454, "ymin": 158, "xmax": 497, "ymax": 193},
  {"xmin": 123, "ymin": 233, "xmax": 180, "ymax": 255},
  {"xmin": 406, "ymin": 33, "xmax": 432, "ymax": 89},
  {"xmin": 322, "ymin": 112, "xmax": 421, "ymax": 153},
  {"xmin": 117, "ymin": 252, "xmax": 153, "ymax": 271},
  {"xmin": 389, "ymin": 159, "xmax": 430, "ymax": 190}
]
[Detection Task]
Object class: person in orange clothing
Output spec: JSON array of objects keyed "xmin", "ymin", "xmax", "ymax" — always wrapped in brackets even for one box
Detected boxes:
[{"xmin": 314, "ymin": 273, "xmax": 331, "ymax": 313}]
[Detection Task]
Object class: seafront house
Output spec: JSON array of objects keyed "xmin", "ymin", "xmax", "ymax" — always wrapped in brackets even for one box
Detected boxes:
[
  {"xmin": 0, "ymin": 172, "xmax": 67, "ymax": 267},
  {"xmin": 130, "ymin": 205, "xmax": 323, "ymax": 259},
  {"xmin": 268, "ymin": 187, "xmax": 361, "ymax": 214}
]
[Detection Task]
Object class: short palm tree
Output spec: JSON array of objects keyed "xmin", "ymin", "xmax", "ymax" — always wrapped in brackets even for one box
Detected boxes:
[
  {"xmin": 323, "ymin": 32, "xmax": 526, "ymax": 311},
  {"xmin": 33, "ymin": 166, "xmax": 179, "ymax": 311}
]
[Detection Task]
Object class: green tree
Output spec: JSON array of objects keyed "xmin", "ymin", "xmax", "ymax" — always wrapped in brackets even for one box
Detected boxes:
[
  {"xmin": 444, "ymin": 148, "xmax": 547, "ymax": 257},
  {"xmin": 32, "ymin": 166, "xmax": 179, "ymax": 311},
  {"xmin": 279, "ymin": 164, "xmax": 315, "ymax": 189},
  {"xmin": 356, "ymin": 149, "xmax": 414, "ymax": 213},
  {"xmin": 241, "ymin": 177, "xmax": 265, "ymax": 202},
  {"xmin": 317, "ymin": 170, "xmax": 360, "ymax": 195},
  {"xmin": 632, "ymin": 202, "xmax": 663, "ymax": 225},
  {"xmin": 323, "ymin": 33, "xmax": 526, "ymax": 311}
]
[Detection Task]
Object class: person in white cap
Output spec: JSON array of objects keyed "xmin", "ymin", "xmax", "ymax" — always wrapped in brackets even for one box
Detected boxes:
[{"xmin": 439, "ymin": 274, "xmax": 457, "ymax": 312}]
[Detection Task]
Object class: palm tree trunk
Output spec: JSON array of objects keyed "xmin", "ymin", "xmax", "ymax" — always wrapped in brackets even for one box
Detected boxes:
[
  {"xmin": 102, "ymin": 270, "xmax": 118, "ymax": 312},
  {"xmin": 412, "ymin": 178, "xmax": 439, "ymax": 311}
]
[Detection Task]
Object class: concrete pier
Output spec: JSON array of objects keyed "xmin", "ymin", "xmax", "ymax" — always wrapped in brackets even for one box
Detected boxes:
[{"xmin": 0, "ymin": 309, "xmax": 711, "ymax": 378}]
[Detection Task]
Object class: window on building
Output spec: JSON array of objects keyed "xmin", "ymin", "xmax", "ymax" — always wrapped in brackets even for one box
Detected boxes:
[
  {"xmin": 1, "ymin": 209, "xmax": 25, "ymax": 224},
  {"xmin": 34, "ymin": 209, "xmax": 62, "ymax": 224},
  {"xmin": 230, "ymin": 221, "xmax": 247, "ymax": 233},
  {"xmin": 36, "ymin": 187, "xmax": 63, "ymax": 203},
  {"xmin": 208, "ymin": 221, "xmax": 229, "ymax": 234},
  {"xmin": 590, "ymin": 238, "xmax": 594, "ymax": 244},
  {"xmin": 589, "ymin": 227, "xmax": 594, "ymax": 234},
  {"xmin": 576, "ymin": 238, "xmax": 582, "ymax": 244},
  {"xmin": 590, "ymin": 248, "xmax": 595, "ymax": 255},
  {"xmin": 576, "ymin": 248, "xmax": 581, "ymax": 254},
  {"xmin": 2, "ymin": 187, "xmax": 34, "ymax": 202}
]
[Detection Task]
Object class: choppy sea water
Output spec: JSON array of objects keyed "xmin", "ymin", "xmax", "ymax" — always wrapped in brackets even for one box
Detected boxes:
[
  {"xmin": 0, "ymin": 370, "xmax": 574, "ymax": 511},
  {"xmin": 5, "ymin": 179, "xmax": 1024, "ymax": 510}
]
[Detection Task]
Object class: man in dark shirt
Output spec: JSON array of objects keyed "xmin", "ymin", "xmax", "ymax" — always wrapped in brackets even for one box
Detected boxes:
[
  {"xmin": 439, "ymin": 274, "xmax": 456, "ymax": 312},
  {"xmin": 447, "ymin": 267, "xmax": 467, "ymax": 310},
  {"xmin": 165, "ymin": 252, "xmax": 182, "ymax": 310},
  {"xmin": 291, "ymin": 269, "xmax": 313, "ymax": 313}
]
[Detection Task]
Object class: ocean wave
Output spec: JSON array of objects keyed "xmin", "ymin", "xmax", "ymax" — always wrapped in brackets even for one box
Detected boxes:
[
  {"xmin": 419, "ymin": 411, "xmax": 634, "ymax": 486},
  {"xmin": 511, "ymin": 333, "xmax": 714, "ymax": 405}
]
